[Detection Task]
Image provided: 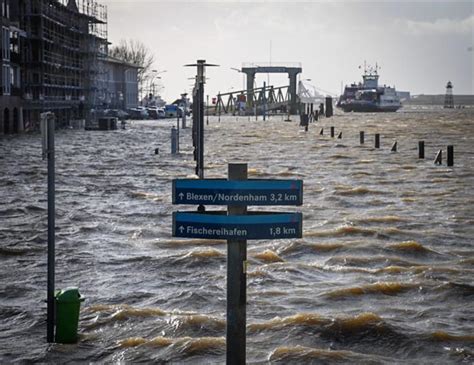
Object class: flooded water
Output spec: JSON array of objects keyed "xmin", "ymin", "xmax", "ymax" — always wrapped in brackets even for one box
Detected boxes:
[{"xmin": 1, "ymin": 107, "xmax": 473, "ymax": 364}]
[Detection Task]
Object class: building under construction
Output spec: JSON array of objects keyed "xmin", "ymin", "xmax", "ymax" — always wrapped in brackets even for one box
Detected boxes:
[{"xmin": 7, "ymin": 0, "xmax": 108, "ymax": 130}]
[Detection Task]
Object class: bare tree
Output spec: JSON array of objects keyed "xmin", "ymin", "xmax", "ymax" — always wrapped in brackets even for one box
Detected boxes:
[{"xmin": 109, "ymin": 39, "xmax": 156, "ymax": 97}]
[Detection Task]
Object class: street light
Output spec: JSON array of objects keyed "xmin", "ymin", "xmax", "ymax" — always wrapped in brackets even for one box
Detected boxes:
[{"xmin": 148, "ymin": 69, "xmax": 167, "ymax": 97}]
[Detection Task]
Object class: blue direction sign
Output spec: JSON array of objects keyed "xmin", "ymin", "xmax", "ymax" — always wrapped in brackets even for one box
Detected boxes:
[
  {"xmin": 172, "ymin": 179, "xmax": 303, "ymax": 206},
  {"xmin": 173, "ymin": 211, "xmax": 302, "ymax": 240}
]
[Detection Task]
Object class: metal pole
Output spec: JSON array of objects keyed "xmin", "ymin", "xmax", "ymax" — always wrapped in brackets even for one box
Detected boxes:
[
  {"xmin": 218, "ymin": 92, "xmax": 221, "ymax": 123},
  {"xmin": 176, "ymin": 114, "xmax": 180, "ymax": 153},
  {"xmin": 263, "ymin": 82, "xmax": 266, "ymax": 121},
  {"xmin": 171, "ymin": 127, "xmax": 177, "ymax": 154},
  {"xmin": 198, "ymin": 81, "xmax": 204, "ymax": 179},
  {"xmin": 182, "ymin": 93, "xmax": 187, "ymax": 129},
  {"xmin": 206, "ymin": 95, "xmax": 209, "ymax": 125},
  {"xmin": 46, "ymin": 116, "xmax": 55, "ymax": 343},
  {"xmin": 227, "ymin": 163, "xmax": 247, "ymax": 365}
]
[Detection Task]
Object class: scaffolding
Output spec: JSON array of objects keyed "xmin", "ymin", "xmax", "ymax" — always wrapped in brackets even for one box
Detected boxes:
[{"xmin": 21, "ymin": 0, "xmax": 108, "ymax": 126}]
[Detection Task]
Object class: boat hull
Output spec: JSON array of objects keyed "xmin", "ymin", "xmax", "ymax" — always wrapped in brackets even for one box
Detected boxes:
[{"xmin": 338, "ymin": 103, "xmax": 401, "ymax": 113}]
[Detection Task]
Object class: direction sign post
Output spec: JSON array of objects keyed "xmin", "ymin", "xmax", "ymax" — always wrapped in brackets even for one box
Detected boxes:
[
  {"xmin": 227, "ymin": 163, "xmax": 247, "ymax": 365},
  {"xmin": 171, "ymin": 164, "xmax": 303, "ymax": 365}
]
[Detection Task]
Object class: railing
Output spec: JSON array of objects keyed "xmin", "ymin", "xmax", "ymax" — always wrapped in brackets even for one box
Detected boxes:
[{"xmin": 242, "ymin": 62, "xmax": 302, "ymax": 69}]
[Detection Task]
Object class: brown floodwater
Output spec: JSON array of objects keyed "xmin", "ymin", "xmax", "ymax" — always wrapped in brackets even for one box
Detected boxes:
[{"xmin": 1, "ymin": 106, "xmax": 473, "ymax": 363}]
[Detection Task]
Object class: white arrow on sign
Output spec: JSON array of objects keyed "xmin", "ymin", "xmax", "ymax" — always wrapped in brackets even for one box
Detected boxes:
[
  {"xmin": 179, "ymin": 226, "xmax": 185, "ymax": 233},
  {"xmin": 178, "ymin": 193, "xmax": 185, "ymax": 200}
]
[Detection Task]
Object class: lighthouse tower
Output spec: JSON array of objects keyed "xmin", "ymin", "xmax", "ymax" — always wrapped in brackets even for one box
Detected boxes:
[{"xmin": 444, "ymin": 81, "xmax": 454, "ymax": 109}]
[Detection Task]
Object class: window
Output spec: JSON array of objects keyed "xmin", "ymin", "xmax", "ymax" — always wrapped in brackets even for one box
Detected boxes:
[
  {"xmin": 2, "ymin": 27, "xmax": 10, "ymax": 60},
  {"xmin": 3, "ymin": 64, "xmax": 11, "ymax": 95}
]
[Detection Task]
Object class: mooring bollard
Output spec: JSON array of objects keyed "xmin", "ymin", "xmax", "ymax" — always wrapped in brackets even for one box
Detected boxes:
[
  {"xmin": 319, "ymin": 128, "xmax": 323, "ymax": 135},
  {"xmin": 418, "ymin": 141, "xmax": 425, "ymax": 159},
  {"xmin": 447, "ymin": 145, "xmax": 454, "ymax": 166},
  {"xmin": 375, "ymin": 134, "xmax": 380, "ymax": 148},
  {"xmin": 325, "ymin": 96, "xmax": 333, "ymax": 118},
  {"xmin": 391, "ymin": 141, "xmax": 397, "ymax": 152},
  {"xmin": 434, "ymin": 149, "xmax": 442, "ymax": 165},
  {"xmin": 330, "ymin": 126, "xmax": 335, "ymax": 138},
  {"xmin": 360, "ymin": 131, "xmax": 365, "ymax": 144},
  {"xmin": 154, "ymin": 148, "xmax": 159, "ymax": 155},
  {"xmin": 171, "ymin": 127, "xmax": 177, "ymax": 154},
  {"xmin": 337, "ymin": 132, "xmax": 342, "ymax": 139}
]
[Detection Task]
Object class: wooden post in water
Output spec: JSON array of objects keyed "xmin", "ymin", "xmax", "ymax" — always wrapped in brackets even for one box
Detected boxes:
[
  {"xmin": 447, "ymin": 145, "xmax": 454, "ymax": 166},
  {"xmin": 206, "ymin": 95, "xmax": 210, "ymax": 126},
  {"xmin": 218, "ymin": 92, "xmax": 221, "ymax": 123},
  {"xmin": 227, "ymin": 163, "xmax": 247, "ymax": 365},
  {"xmin": 337, "ymin": 132, "xmax": 342, "ymax": 139},
  {"xmin": 360, "ymin": 131, "xmax": 364, "ymax": 145},
  {"xmin": 171, "ymin": 127, "xmax": 177, "ymax": 154},
  {"xmin": 391, "ymin": 141, "xmax": 397, "ymax": 152},
  {"xmin": 375, "ymin": 134, "xmax": 380, "ymax": 148},
  {"xmin": 330, "ymin": 126, "xmax": 335, "ymax": 138},
  {"xmin": 418, "ymin": 141, "xmax": 425, "ymax": 159},
  {"xmin": 434, "ymin": 150, "xmax": 442, "ymax": 165},
  {"xmin": 319, "ymin": 128, "xmax": 323, "ymax": 135},
  {"xmin": 176, "ymin": 113, "xmax": 180, "ymax": 153}
]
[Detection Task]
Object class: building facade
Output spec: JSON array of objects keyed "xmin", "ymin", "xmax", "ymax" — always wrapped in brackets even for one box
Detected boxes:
[
  {"xmin": 0, "ymin": 0, "xmax": 142, "ymax": 136},
  {"xmin": 101, "ymin": 56, "xmax": 139, "ymax": 110},
  {"xmin": 1, "ymin": 0, "xmax": 110, "ymax": 135},
  {"xmin": 0, "ymin": 0, "xmax": 25, "ymax": 134}
]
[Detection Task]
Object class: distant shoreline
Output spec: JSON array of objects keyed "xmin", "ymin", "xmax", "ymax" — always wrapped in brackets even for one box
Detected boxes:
[{"xmin": 404, "ymin": 94, "xmax": 474, "ymax": 106}]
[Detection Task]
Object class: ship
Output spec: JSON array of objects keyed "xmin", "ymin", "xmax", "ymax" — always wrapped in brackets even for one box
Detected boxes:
[{"xmin": 337, "ymin": 63, "xmax": 402, "ymax": 112}]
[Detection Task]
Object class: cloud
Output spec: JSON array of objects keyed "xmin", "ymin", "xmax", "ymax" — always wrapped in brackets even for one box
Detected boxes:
[{"xmin": 395, "ymin": 15, "xmax": 474, "ymax": 36}]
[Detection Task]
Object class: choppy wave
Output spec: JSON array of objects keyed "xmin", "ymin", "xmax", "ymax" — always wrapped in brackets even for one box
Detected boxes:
[
  {"xmin": 269, "ymin": 345, "xmax": 382, "ymax": 363},
  {"xmin": 358, "ymin": 215, "xmax": 408, "ymax": 223},
  {"xmin": 159, "ymin": 238, "xmax": 226, "ymax": 247},
  {"xmin": 86, "ymin": 304, "xmax": 166, "ymax": 319},
  {"xmin": 167, "ymin": 314, "xmax": 226, "ymax": 331},
  {"xmin": 118, "ymin": 335, "xmax": 226, "ymax": 354},
  {"xmin": 388, "ymin": 241, "xmax": 435, "ymax": 254},
  {"xmin": 182, "ymin": 248, "xmax": 225, "ymax": 259},
  {"xmin": 305, "ymin": 225, "xmax": 407, "ymax": 238},
  {"xmin": 325, "ymin": 282, "xmax": 417, "ymax": 299},
  {"xmin": 248, "ymin": 313, "xmax": 327, "ymax": 332},
  {"xmin": 2, "ymin": 112, "xmax": 474, "ymax": 363},
  {"xmin": 335, "ymin": 186, "xmax": 386, "ymax": 196},
  {"xmin": 253, "ymin": 249, "xmax": 284, "ymax": 263},
  {"xmin": 430, "ymin": 331, "xmax": 474, "ymax": 342}
]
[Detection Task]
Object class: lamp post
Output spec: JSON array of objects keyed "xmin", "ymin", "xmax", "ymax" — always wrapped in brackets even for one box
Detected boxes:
[
  {"xmin": 147, "ymin": 69, "xmax": 167, "ymax": 102},
  {"xmin": 123, "ymin": 68, "xmax": 134, "ymax": 110}
]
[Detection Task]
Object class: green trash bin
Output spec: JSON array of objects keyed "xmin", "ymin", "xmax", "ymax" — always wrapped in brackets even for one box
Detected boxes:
[{"xmin": 55, "ymin": 287, "xmax": 84, "ymax": 344}]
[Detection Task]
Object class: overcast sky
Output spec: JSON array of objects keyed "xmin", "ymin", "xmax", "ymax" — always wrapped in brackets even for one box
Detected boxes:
[{"xmin": 100, "ymin": 0, "xmax": 473, "ymax": 101}]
